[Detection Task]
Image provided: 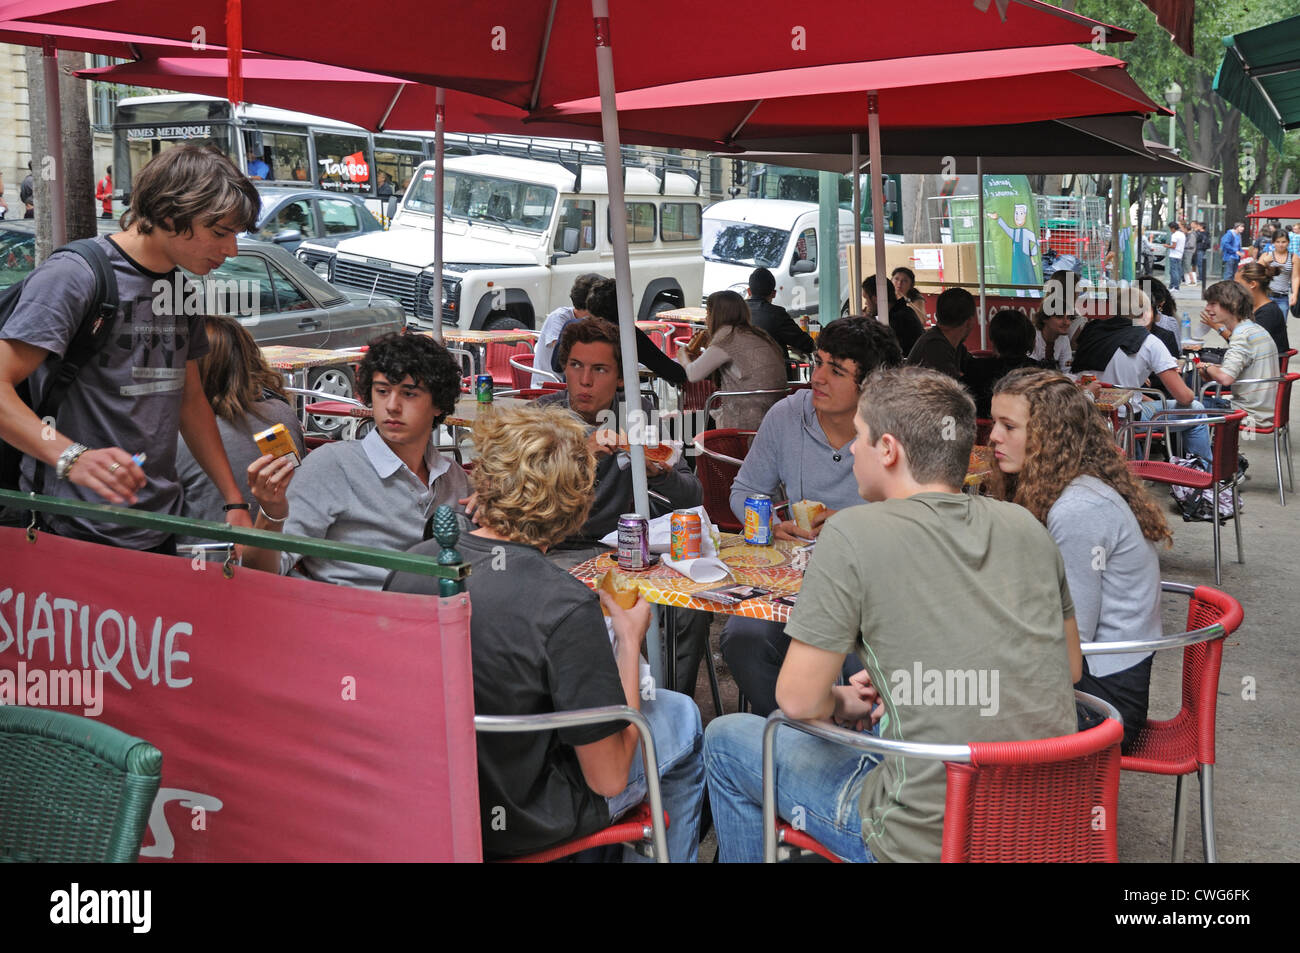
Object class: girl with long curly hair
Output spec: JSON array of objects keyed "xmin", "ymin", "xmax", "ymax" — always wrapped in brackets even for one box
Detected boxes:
[{"xmin": 990, "ymin": 368, "xmax": 1171, "ymax": 751}]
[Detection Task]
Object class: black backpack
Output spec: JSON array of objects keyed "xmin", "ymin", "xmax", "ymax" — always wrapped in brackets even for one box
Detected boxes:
[{"xmin": 0, "ymin": 238, "xmax": 119, "ymax": 497}]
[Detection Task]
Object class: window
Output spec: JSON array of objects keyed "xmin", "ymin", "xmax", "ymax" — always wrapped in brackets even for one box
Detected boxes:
[
  {"xmin": 257, "ymin": 199, "xmax": 317, "ymax": 241},
  {"xmin": 553, "ymin": 199, "xmax": 596, "ymax": 250},
  {"xmin": 408, "ymin": 170, "xmax": 555, "ymax": 233},
  {"xmin": 269, "ymin": 263, "xmax": 312, "ymax": 312},
  {"xmin": 312, "ymin": 131, "xmax": 373, "ymax": 193},
  {"xmin": 319, "ymin": 199, "xmax": 362, "ymax": 235},
  {"xmin": 608, "ymin": 202, "xmax": 656, "ymax": 243},
  {"xmin": 374, "ymin": 140, "xmax": 422, "ymax": 196},
  {"xmin": 660, "ymin": 203, "xmax": 702, "ymax": 242},
  {"xmin": 203, "ymin": 255, "xmax": 277, "ymax": 318},
  {"xmin": 250, "ymin": 131, "xmax": 311, "ymax": 183},
  {"xmin": 793, "ymin": 227, "xmax": 817, "ymax": 267}
]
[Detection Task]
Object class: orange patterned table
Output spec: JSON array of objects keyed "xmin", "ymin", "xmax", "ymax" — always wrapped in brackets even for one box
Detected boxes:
[{"xmin": 570, "ymin": 534, "xmax": 805, "ymax": 625}]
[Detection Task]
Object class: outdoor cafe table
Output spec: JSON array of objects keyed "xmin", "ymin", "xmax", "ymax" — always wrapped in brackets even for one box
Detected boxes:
[
  {"xmin": 299, "ymin": 394, "xmax": 528, "ymax": 429},
  {"xmin": 262, "ymin": 344, "xmax": 363, "ymax": 426},
  {"xmin": 417, "ymin": 328, "xmax": 537, "ymax": 377},
  {"xmin": 651, "ymin": 306, "xmax": 707, "ymax": 325}
]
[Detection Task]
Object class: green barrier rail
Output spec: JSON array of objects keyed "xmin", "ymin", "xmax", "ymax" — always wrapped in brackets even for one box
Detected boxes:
[{"xmin": 0, "ymin": 488, "xmax": 469, "ymax": 583}]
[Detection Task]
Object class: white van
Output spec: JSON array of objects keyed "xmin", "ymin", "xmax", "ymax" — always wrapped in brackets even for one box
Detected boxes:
[
  {"xmin": 299, "ymin": 152, "xmax": 704, "ymax": 331},
  {"xmin": 701, "ymin": 199, "xmax": 903, "ymax": 320}
]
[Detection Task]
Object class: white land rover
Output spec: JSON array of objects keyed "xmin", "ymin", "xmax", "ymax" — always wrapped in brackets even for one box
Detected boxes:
[{"xmin": 298, "ymin": 152, "xmax": 705, "ymax": 332}]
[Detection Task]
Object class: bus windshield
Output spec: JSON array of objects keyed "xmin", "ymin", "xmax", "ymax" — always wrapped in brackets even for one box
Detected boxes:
[
  {"xmin": 702, "ymin": 219, "xmax": 789, "ymax": 268},
  {"xmin": 405, "ymin": 168, "xmax": 556, "ymax": 233},
  {"xmin": 115, "ymin": 100, "xmax": 236, "ymax": 195}
]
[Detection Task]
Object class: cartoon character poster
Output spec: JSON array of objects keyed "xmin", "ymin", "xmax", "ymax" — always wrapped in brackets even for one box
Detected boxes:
[{"xmin": 982, "ymin": 175, "xmax": 1042, "ymax": 297}]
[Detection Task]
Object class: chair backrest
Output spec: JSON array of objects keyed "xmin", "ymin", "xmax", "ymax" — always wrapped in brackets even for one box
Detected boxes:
[
  {"xmin": 0, "ymin": 707, "xmax": 162, "ymax": 862},
  {"xmin": 1279, "ymin": 348, "xmax": 1295, "ymax": 373},
  {"xmin": 940, "ymin": 710, "xmax": 1122, "ymax": 862},
  {"xmin": 1274, "ymin": 373, "xmax": 1298, "ymax": 430},
  {"xmin": 509, "ymin": 352, "xmax": 535, "ymax": 390},
  {"xmin": 1209, "ymin": 409, "xmax": 1248, "ymax": 481},
  {"xmin": 682, "ymin": 378, "xmax": 717, "ymax": 413},
  {"xmin": 695, "ymin": 428, "xmax": 756, "ymax": 532},
  {"xmin": 663, "ymin": 321, "xmax": 697, "ymax": 358},
  {"xmin": 484, "ymin": 340, "xmax": 534, "ymax": 386},
  {"xmin": 1179, "ymin": 584, "xmax": 1244, "ymax": 765}
]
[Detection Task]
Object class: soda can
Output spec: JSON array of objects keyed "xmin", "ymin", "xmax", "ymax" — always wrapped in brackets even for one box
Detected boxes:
[
  {"xmin": 475, "ymin": 374, "xmax": 494, "ymax": 403},
  {"xmin": 743, "ymin": 494, "xmax": 773, "ymax": 546},
  {"xmin": 670, "ymin": 510, "xmax": 701, "ymax": 561},
  {"xmin": 617, "ymin": 513, "xmax": 650, "ymax": 571}
]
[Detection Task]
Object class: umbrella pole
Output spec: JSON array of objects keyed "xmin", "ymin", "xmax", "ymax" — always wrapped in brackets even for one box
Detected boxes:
[
  {"xmin": 867, "ymin": 92, "xmax": 888, "ymax": 323},
  {"xmin": 976, "ymin": 155, "xmax": 987, "ymax": 349},
  {"xmin": 42, "ymin": 38, "xmax": 66, "ymax": 249},
  {"xmin": 851, "ymin": 133, "xmax": 862, "ymax": 315},
  {"xmin": 432, "ymin": 87, "xmax": 445, "ymax": 344},
  {"xmin": 593, "ymin": 0, "xmax": 660, "ymax": 682}
]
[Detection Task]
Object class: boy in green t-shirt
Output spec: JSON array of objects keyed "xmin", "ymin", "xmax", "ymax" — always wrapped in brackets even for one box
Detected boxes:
[{"xmin": 704, "ymin": 367, "xmax": 1081, "ymax": 862}]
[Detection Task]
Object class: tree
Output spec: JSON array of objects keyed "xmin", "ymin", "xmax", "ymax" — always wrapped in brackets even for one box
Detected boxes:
[{"xmin": 24, "ymin": 47, "xmax": 97, "ymax": 264}]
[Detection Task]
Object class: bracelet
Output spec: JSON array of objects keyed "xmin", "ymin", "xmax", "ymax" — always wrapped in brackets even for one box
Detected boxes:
[
  {"xmin": 222, "ymin": 502, "xmax": 251, "ymax": 512},
  {"xmin": 56, "ymin": 443, "xmax": 89, "ymax": 480},
  {"xmin": 259, "ymin": 510, "xmax": 288, "ymax": 524}
]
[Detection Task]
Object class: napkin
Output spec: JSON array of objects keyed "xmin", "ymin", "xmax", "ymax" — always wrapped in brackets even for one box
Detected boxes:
[{"xmin": 599, "ymin": 506, "xmax": 731, "ymax": 583}]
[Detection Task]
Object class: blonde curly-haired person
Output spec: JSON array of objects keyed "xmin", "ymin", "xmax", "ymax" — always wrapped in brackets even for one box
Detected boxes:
[{"xmin": 386, "ymin": 403, "xmax": 704, "ymax": 862}]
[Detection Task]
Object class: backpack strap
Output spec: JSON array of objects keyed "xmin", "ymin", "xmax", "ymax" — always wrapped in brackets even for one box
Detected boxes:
[{"xmin": 30, "ymin": 238, "xmax": 120, "ymax": 493}]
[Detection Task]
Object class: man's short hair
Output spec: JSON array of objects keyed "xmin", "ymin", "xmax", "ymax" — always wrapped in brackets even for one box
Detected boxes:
[
  {"xmin": 935, "ymin": 287, "xmax": 976, "ymax": 328},
  {"xmin": 570, "ymin": 273, "xmax": 603, "ymax": 310},
  {"xmin": 357, "ymin": 332, "xmax": 462, "ymax": 427},
  {"xmin": 556, "ymin": 317, "xmax": 622, "ymax": 376},
  {"xmin": 1234, "ymin": 221, "xmax": 1245, "ymax": 229},
  {"xmin": 816, "ymin": 316, "xmax": 903, "ymax": 388},
  {"xmin": 857, "ymin": 366, "xmax": 975, "ymax": 488},
  {"xmin": 1204, "ymin": 280, "xmax": 1252, "ymax": 320},
  {"xmin": 861, "ymin": 275, "xmax": 898, "ymax": 306},
  {"xmin": 749, "ymin": 266, "xmax": 777, "ymax": 298},
  {"xmin": 989, "ymin": 309, "xmax": 1035, "ymax": 357},
  {"xmin": 120, "ymin": 144, "xmax": 260, "ymax": 236},
  {"xmin": 584, "ymin": 277, "xmax": 617, "ymax": 321},
  {"xmin": 470, "ymin": 404, "xmax": 598, "ymax": 549}
]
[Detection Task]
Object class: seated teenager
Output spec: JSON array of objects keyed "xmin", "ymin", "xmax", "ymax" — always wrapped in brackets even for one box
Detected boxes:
[
  {"xmin": 243, "ymin": 333, "xmax": 469, "ymax": 588},
  {"xmin": 963, "ymin": 309, "xmax": 1038, "ymax": 417},
  {"xmin": 746, "ymin": 266, "xmax": 815, "ymax": 360},
  {"xmin": 907, "ymin": 287, "xmax": 975, "ymax": 380},
  {"xmin": 1072, "ymin": 289, "xmax": 1214, "ymax": 462},
  {"xmin": 862, "ymin": 274, "xmax": 924, "ymax": 356},
  {"xmin": 1198, "ymin": 279, "xmax": 1281, "ymax": 430},
  {"xmin": 891, "ymin": 266, "xmax": 928, "ymax": 328},
  {"xmin": 705, "ymin": 367, "xmax": 1081, "ymax": 863},
  {"xmin": 177, "ymin": 315, "xmax": 304, "ymax": 539},
  {"xmin": 386, "ymin": 404, "xmax": 704, "ymax": 862},
  {"xmin": 990, "ymin": 368, "xmax": 1169, "ymax": 753},
  {"xmin": 1032, "ymin": 271, "xmax": 1076, "ymax": 370},
  {"xmin": 721, "ymin": 317, "xmax": 903, "ymax": 717},
  {"xmin": 537, "ymin": 271, "xmax": 601, "ymax": 385},
  {"xmin": 1234, "ymin": 260, "xmax": 1290, "ymax": 354},
  {"xmin": 584, "ymin": 277, "xmax": 686, "ymax": 387}
]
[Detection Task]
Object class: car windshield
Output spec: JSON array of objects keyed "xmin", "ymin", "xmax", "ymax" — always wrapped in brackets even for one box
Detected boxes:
[
  {"xmin": 702, "ymin": 219, "xmax": 789, "ymax": 268},
  {"xmin": 0, "ymin": 228, "xmax": 36, "ymax": 290},
  {"xmin": 404, "ymin": 169, "xmax": 556, "ymax": 233}
]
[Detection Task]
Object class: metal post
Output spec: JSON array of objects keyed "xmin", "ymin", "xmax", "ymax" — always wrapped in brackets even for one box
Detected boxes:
[
  {"xmin": 42, "ymin": 38, "xmax": 66, "ymax": 248},
  {"xmin": 976, "ymin": 156, "xmax": 987, "ymax": 349},
  {"xmin": 1167, "ymin": 104, "xmax": 1177, "ymax": 225},
  {"xmin": 592, "ymin": 0, "xmax": 658, "ymax": 681},
  {"xmin": 431, "ymin": 87, "xmax": 445, "ymax": 343},
  {"xmin": 867, "ymin": 92, "xmax": 888, "ymax": 320},
  {"xmin": 851, "ymin": 133, "xmax": 862, "ymax": 311}
]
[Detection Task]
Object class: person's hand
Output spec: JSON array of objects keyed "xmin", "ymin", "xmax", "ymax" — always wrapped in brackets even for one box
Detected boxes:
[
  {"xmin": 645, "ymin": 456, "xmax": 672, "ymax": 479},
  {"xmin": 1084, "ymin": 380, "xmax": 1104, "ymax": 397},
  {"xmin": 773, "ymin": 519, "xmax": 815, "ymax": 542},
  {"xmin": 224, "ymin": 507, "xmax": 253, "ymax": 531},
  {"xmin": 832, "ymin": 670, "xmax": 885, "ymax": 730},
  {"xmin": 1197, "ymin": 362, "xmax": 1213, "ymax": 380},
  {"xmin": 458, "ymin": 492, "xmax": 480, "ymax": 525},
  {"xmin": 588, "ymin": 428, "xmax": 618, "ymax": 458},
  {"xmin": 66, "ymin": 446, "xmax": 146, "ymax": 505},
  {"xmin": 247, "ymin": 453, "xmax": 295, "ymax": 520},
  {"xmin": 598, "ymin": 587, "xmax": 651, "ymax": 661}
]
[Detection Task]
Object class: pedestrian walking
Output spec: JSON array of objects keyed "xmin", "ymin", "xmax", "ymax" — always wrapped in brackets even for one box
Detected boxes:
[{"xmin": 95, "ymin": 165, "xmax": 113, "ymax": 218}]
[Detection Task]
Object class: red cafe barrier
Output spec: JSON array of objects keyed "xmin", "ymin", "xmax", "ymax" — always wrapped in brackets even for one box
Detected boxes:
[{"xmin": 0, "ymin": 528, "xmax": 480, "ymax": 862}]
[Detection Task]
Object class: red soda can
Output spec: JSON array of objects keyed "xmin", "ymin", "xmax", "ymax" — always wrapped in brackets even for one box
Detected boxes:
[{"xmin": 670, "ymin": 510, "xmax": 701, "ymax": 561}]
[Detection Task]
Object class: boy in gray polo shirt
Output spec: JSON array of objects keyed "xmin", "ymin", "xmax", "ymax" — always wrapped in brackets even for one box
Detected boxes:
[{"xmin": 244, "ymin": 333, "xmax": 469, "ymax": 587}]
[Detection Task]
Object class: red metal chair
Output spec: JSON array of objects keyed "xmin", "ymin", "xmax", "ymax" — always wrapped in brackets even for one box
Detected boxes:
[
  {"xmin": 694, "ymin": 428, "xmax": 757, "ymax": 533},
  {"xmin": 1080, "ymin": 581, "xmax": 1243, "ymax": 862},
  {"xmin": 662, "ymin": 321, "xmax": 698, "ymax": 359},
  {"xmin": 506, "ymin": 352, "xmax": 562, "ymax": 390},
  {"xmin": 681, "ymin": 378, "xmax": 717, "ymax": 414},
  {"xmin": 1279, "ymin": 348, "xmax": 1295, "ymax": 373},
  {"xmin": 483, "ymin": 338, "xmax": 534, "ymax": 387},
  {"xmin": 761, "ymin": 691, "xmax": 1123, "ymax": 862},
  {"xmin": 475, "ymin": 705, "xmax": 669, "ymax": 863},
  {"xmin": 1203, "ymin": 372, "xmax": 1297, "ymax": 506},
  {"xmin": 1124, "ymin": 408, "xmax": 1247, "ymax": 585}
]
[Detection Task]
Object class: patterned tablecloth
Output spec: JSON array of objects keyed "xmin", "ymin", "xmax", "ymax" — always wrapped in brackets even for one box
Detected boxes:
[
  {"xmin": 1094, "ymin": 388, "xmax": 1135, "ymax": 413},
  {"xmin": 571, "ymin": 534, "xmax": 805, "ymax": 624},
  {"xmin": 261, "ymin": 345, "xmax": 357, "ymax": 371},
  {"xmin": 652, "ymin": 307, "xmax": 707, "ymax": 324},
  {"xmin": 440, "ymin": 328, "xmax": 537, "ymax": 345}
]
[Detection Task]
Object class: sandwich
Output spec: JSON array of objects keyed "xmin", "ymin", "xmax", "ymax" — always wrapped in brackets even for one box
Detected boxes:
[
  {"xmin": 599, "ymin": 567, "xmax": 640, "ymax": 615},
  {"xmin": 791, "ymin": 500, "xmax": 827, "ymax": 534}
]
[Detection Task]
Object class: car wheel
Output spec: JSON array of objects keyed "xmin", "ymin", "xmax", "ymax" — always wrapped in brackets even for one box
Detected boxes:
[
  {"xmin": 306, "ymin": 364, "xmax": 356, "ymax": 436},
  {"xmin": 482, "ymin": 313, "xmax": 528, "ymax": 331},
  {"xmin": 649, "ymin": 299, "xmax": 679, "ymax": 317}
]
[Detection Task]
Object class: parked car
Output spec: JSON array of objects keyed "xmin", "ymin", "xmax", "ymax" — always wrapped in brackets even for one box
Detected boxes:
[
  {"xmin": 250, "ymin": 188, "xmax": 383, "ymax": 253},
  {"xmin": 1143, "ymin": 229, "xmax": 1170, "ymax": 273},
  {"xmin": 0, "ymin": 222, "xmax": 37, "ymax": 291}
]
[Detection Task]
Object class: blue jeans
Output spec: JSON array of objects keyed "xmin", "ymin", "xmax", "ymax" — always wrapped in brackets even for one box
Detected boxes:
[
  {"xmin": 1222, "ymin": 258, "xmax": 1238, "ymax": 280},
  {"xmin": 606, "ymin": 688, "xmax": 704, "ymax": 863},
  {"xmin": 1169, "ymin": 257, "xmax": 1184, "ymax": 288},
  {"xmin": 1139, "ymin": 397, "xmax": 1212, "ymax": 461},
  {"xmin": 704, "ymin": 713, "xmax": 879, "ymax": 863}
]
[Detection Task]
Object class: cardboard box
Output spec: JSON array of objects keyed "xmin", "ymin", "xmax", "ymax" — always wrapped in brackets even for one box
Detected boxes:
[{"xmin": 851, "ymin": 242, "xmax": 980, "ymax": 290}]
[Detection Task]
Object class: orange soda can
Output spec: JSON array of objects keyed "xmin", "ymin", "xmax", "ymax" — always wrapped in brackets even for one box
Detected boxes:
[{"xmin": 670, "ymin": 510, "xmax": 702, "ymax": 560}]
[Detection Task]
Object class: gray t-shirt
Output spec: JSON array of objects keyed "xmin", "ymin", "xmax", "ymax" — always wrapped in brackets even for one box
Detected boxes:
[
  {"xmin": 0, "ymin": 236, "xmax": 208, "ymax": 548},
  {"xmin": 176, "ymin": 397, "xmax": 305, "ymax": 541},
  {"xmin": 1046, "ymin": 476, "xmax": 1159, "ymax": 678},
  {"xmin": 785, "ymin": 493, "xmax": 1077, "ymax": 863}
]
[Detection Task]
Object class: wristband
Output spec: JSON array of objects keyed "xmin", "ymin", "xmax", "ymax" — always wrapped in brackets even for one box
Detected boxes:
[
  {"xmin": 259, "ymin": 510, "xmax": 288, "ymax": 525},
  {"xmin": 222, "ymin": 502, "xmax": 251, "ymax": 512},
  {"xmin": 56, "ymin": 443, "xmax": 89, "ymax": 480}
]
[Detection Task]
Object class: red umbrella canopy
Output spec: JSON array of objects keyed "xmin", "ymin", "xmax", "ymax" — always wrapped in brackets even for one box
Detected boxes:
[
  {"xmin": 0, "ymin": 17, "xmax": 246, "ymax": 57},
  {"xmin": 3, "ymin": 0, "xmax": 1134, "ymax": 110},
  {"xmin": 535, "ymin": 45, "xmax": 1167, "ymax": 144},
  {"xmin": 75, "ymin": 56, "xmax": 734, "ymax": 150},
  {"xmin": 1247, "ymin": 197, "xmax": 1300, "ymax": 220}
]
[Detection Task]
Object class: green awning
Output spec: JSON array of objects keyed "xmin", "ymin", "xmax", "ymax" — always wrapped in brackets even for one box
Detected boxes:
[{"xmin": 1215, "ymin": 14, "xmax": 1300, "ymax": 153}]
